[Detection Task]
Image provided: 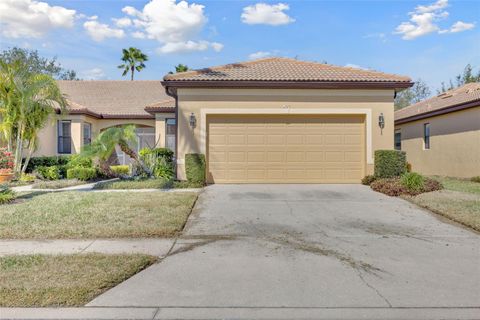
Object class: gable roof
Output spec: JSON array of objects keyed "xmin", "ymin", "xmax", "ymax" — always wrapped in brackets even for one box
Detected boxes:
[
  {"xmin": 163, "ymin": 57, "xmax": 412, "ymax": 89},
  {"xmin": 58, "ymin": 80, "xmax": 175, "ymax": 119},
  {"xmin": 395, "ymin": 82, "xmax": 480, "ymax": 124}
]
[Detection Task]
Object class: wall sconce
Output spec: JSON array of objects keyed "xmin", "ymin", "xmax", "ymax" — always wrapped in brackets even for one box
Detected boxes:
[
  {"xmin": 378, "ymin": 113, "xmax": 385, "ymax": 130},
  {"xmin": 189, "ymin": 112, "xmax": 197, "ymax": 129}
]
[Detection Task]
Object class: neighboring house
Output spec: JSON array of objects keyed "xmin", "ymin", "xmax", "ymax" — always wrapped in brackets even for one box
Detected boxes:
[
  {"xmin": 162, "ymin": 57, "xmax": 412, "ymax": 183},
  {"xmin": 395, "ymin": 82, "xmax": 480, "ymax": 178},
  {"xmin": 35, "ymin": 80, "xmax": 175, "ymax": 165}
]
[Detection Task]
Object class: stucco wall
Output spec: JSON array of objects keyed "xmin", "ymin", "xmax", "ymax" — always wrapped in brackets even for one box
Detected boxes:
[
  {"xmin": 175, "ymin": 88, "xmax": 396, "ymax": 180},
  {"xmin": 395, "ymin": 106, "xmax": 480, "ymax": 178}
]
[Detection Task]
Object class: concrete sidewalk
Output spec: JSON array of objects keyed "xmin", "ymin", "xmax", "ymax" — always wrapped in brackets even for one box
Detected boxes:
[
  {"xmin": 1, "ymin": 307, "xmax": 479, "ymax": 320},
  {"xmin": 0, "ymin": 239, "xmax": 175, "ymax": 257}
]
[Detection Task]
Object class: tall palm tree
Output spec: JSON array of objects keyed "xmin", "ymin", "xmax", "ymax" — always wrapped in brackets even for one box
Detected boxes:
[
  {"xmin": 118, "ymin": 47, "xmax": 148, "ymax": 81},
  {"xmin": 0, "ymin": 60, "xmax": 66, "ymax": 174},
  {"xmin": 168, "ymin": 64, "xmax": 189, "ymax": 74},
  {"xmin": 80, "ymin": 125, "xmax": 150, "ymax": 177}
]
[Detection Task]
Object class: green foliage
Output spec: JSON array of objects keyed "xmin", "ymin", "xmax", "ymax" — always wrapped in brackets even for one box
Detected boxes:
[
  {"xmin": 395, "ymin": 78, "xmax": 431, "ymax": 110},
  {"xmin": 361, "ymin": 175, "xmax": 376, "ymax": 186},
  {"xmin": 173, "ymin": 180, "xmax": 205, "ymax": 189},
  {"xmin": 139, "ymin": 148, "xmax": 174, "ymax": 180},
  {"xmin": 439, "ymin": 64, "xmax": 480, "ymax": 93},
  {"xmin": 67, "ymin": 155, "xmax": 92, "ymax": 169},
  {"xmin": 0, "ymin": 184, "xmax": 15, "ymax": 204},
  {"xmin": 19, "ymin": 173, "xmax": 36, "ymax": 183},
  {"xmin": 471, "ymin": 176, "xmax": 480, "ymax": 183},
  {"xmin": 400, "ymin": 172, "xmax": 425, "ymax": 192},
  {"xmin": 0, "ymin": 47, "xmax": 78, "ymax": 80},
  {"xmin": 111, "ymin": 165, "xmax": 130, "ymax": 176},
  {"xmin": 374, "ymin": 150, "xmax": 407, "ymax": 178},
  {"xmin": 185, "ymin": 154, "xmax": 206, "ymax": 184},
  {"xmin": 35, "ymin": 166, "xmax": 62, "ymax": 180},
  {"xmin": 371, "ymin": 176, "xmax": 442, "ymax": 197},
  {"xmin": 118, "ymin": 47, "xmax": 148, "ymax": 80},
  {"xmin": 66, "ymin": 167, "xmax": 97, "ymax": 181},
  {"xmin": 25, "ymin": 156, "xmax": 71, "ymax": 173}
]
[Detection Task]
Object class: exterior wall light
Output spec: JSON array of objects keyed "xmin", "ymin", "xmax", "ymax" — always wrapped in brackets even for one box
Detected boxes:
[
  {"xmin": 189, "ymin": 112, "xmax": 197, "ymax": 129},
  {"xmin": 378, "ymin": 113, "xmax": 385, "ymax": 130}
]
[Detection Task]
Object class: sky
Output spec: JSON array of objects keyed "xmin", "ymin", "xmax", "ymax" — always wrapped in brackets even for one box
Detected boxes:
[{"xmin": 0, "ymin": 0, "xmax": 479, "ymax": 92}]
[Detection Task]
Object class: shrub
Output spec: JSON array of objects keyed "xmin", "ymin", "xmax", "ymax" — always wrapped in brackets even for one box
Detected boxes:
[
  {"xmin": 400, "ymin": 172, "xmax": 425, "ymax": 192},
  {"xmin": 361, "ymin": 175, "xmax": 376, "ymax": 186},
  {"xmin": 111, "ymin": 165, "xmax": 130, "ymax": 176},
  {"xmin": 0, "ymin": 185, "xmax": 15, "ymax": 204},
  {"xmin": 66, "ymin": 167, "xmax": 97, "ymax": 181},
  {"xmin": 185, "ymin": 154, "xmax": 206, "ymax": 184},
  {"xmin": 371, "ymin": 176, "xmax": 442, "ymax": 197},
  {"xmin": 19, "ymin": 173, "xmax": 36, "ymax": 183},
  {"xmin": 67, "ymin": 154, "xmax": 93, "ymax": 169},
  {"xmin": 374, "ymin": 150, "xmax": 407, "ymax": 178},
  {"xmin": 25, "ymin": 156, "xmax": 71, "ymax": 173},
  {"xmin": 139, "ymin": 148, "xmax": 175, "ymax": 180},
  {"xmin": 0, "ymin": 148, "xmax": 14, "ymax": 174},
  {"xmin": 471, "ymin": 176, "xmax": 480, "ymax": 183},
  {"xmin": 35, "ymin": 165, "xmax": 62, "ymax": 180}
]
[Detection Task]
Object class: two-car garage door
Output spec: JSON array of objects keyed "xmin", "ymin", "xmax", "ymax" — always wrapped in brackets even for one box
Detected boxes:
[{"xmin": 207, "ymin": 114, "xmax": 365, "ymax": 183}]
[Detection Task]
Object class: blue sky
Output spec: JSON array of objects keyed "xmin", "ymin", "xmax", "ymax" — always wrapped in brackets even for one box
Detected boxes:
[{"xmin": 0, "ymin": 0, "xmax": 479, "ymax": 91}]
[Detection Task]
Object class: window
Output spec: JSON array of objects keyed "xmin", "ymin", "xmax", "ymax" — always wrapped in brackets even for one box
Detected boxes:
[
  {"xmin": 83, "ymin": 123, "xmax": 92, "ymax": 145},
  {"xmin": 423, "ymin": 123, "xmax": 430, "ymax": 150},
  {"xmin": 165, "ymin": 118, "xmax": 176, "ymax": 153},
  {"xmin": 57, "ymin": 120, "xmax": 71, "ymax": 154},
  {"xmin": 394, "ymin": 130, "xmax": 401, "ymax": 151},
  {"xmin": 115, "ymin": 127, "xmax": 155, "ymax": 165}
]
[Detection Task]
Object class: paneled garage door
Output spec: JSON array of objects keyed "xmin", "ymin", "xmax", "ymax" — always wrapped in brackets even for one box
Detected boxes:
[{"xmin": 207, "ymin": 114, "xmax": 365, "ymax": 183}]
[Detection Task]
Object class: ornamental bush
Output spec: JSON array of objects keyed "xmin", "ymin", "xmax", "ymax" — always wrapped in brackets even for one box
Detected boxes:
[
  {"xmin": 25, "ymin": 156, "xmax": 71, "ymax": 173},
  {"xmin": 374, "ymin": 150, "xmax": 407, "ymax": 178},
  {"xmin": 400, "ymin": 172, "xmax": 425, "ymax": 192},
  {"xmin": 110, "ymin": 165, "xmax": 130, "ymax": 176},
  {"xmin": 0, "ymin": 184, "xmax": 15, "ymax": 204},
  {"xmin": 66, "ymin": 167, "xmax": 97, "ymax": 181},
  {"xmin": 185, "ymin": 154, "xmax": 206, "ymax": 184},
  {"xmin": 139, "ymin": 148, "xmax": 175, "ymax": 180},
  {"xmin": 361, "ymin": 175, "xmax": 376, "ymax": 186},
  {"xmin": 0, "ymin": 148, "xmax": 14, "ymax": 174},
  {"xmin": 35, "ymin": 165, "xmax": 62, "ymax": 180}
]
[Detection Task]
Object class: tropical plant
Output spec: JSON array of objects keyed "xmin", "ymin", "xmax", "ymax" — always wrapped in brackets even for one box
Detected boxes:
[
  {"xmin": 0, "ymin": 60, "xmax": 67, "ymax": 176},
  {"xmin": 80, "ymin": 125, "xmax": 150, "ymax": 177},
  {"xmin": 118, "ymin": 47, "xmax": 148, "ymax": 81},
  {"xmin": 0, "ymin": 148, "xmax": 14, "ymax": 175},
  {"xmin": 169, "ymin": 64, "xmax": 189, "ymax": 74}
]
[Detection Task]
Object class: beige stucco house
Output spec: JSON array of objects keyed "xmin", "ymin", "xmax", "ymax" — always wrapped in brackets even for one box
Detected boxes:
[
  {"xmin": 34, "ymin": 57, "xmax": 412, "ymax": 183},
  {"xmin": 162, "ymin": 57, "xmax": 412, "ymax": 183},
  {"xmin": 394, "ymin": 83, "xmax": 480, "ymax": 178}
]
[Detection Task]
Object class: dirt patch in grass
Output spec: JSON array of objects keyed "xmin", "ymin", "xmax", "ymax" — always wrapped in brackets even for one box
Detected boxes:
[
  {"xmin": 0, "ymin": 253, "xmax": 156, "ymax": 307},
  {"xmin": 32, "ymin": 179, "xmax": 87, "ymax": 190},
  {"xmin": 0, "ymin": 191, "xmax": 198, "ymax": 239},
  {"xmin": 404, "ymin": 190, "xmax": 480, "ymax": 232}
]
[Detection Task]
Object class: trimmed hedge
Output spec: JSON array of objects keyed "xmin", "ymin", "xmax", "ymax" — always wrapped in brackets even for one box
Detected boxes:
[
  {"xmin": 35, "ymin": 165, "xmax": 63, "ymax": 180},
  {"xmin": 374, "ymin": 150, "xmax": 407, "ymax": 178},
  {"xmin": 25, "ymin": 156, "xmax": 71, "ymax": 173},
  {"xmin": 66, "ymin": 167, "xmax": 97, "ymax": 181},
  {"xmin": 111, "ymin": 165, "xmax": 129, "ymax": 176},
  {"xmin": 185, "ymin": 154, "xmax": 206, "ymax": 184}
]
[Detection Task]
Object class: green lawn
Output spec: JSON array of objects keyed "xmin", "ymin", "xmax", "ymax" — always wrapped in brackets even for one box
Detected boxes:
[
  {"xmin": 94, "ymin": 178, "xmax": 204, "ymax": 190},
  {"xmin": 431, "ymin": 176, "xmax": 480, "ymax": 195},
  {"xmin": 0, "ymin": 191, "xmax": 197, "ymax": 239},
  {"xmin": 32, "ymin": 179, "xmax": 87, "ymax": 189},
  {"xmin": 406, "ymin": 177, "xmax": 480, "ymax": 232},
  {"xmin": 0, "ymin": 253, "xmax": 156, "ymax": 306}
]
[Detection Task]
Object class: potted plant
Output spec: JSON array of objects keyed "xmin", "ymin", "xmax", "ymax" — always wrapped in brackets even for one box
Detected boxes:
[{"xmin": 0, "ymin": 148, "xmax": 14, "ymax": 183}]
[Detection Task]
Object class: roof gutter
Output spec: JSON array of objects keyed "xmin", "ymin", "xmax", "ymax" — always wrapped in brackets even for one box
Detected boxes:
[
  {"xmin": 395, "ymin": 99, "xmax": 480, "ymax": 125},
  {"xmin": 161, "ymin": 80, "xmax": 413, "ymax": 90}
]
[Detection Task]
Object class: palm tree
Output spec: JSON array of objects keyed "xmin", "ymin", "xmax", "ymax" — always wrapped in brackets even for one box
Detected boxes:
[
  {"xmin": 0, "ymin": 60, "xmax": 66, "ymax": 175},
  {"xmin": 118, "ymin": 47, "xmax": 148, "ymax": 81},
  {"xmin": 169, "ymin": 64, "xmax": 189, "ymax": 74},
  {"xmin": 80, "ymin": 125, "xmax": 150, "ymax": 177}
]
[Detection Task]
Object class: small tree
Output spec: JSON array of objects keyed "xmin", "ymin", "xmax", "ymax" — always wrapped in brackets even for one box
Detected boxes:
[
  {"xmin": 395, "ymin": 78, "xmax": 431, "ymax": 110},
  {"xmin": 118, "ymin": 47, "xmax": 148, "ymax": 81},
  {"xmin": 80, "ymin": 125, "xmax": 150, "ymax": 177},
  {"xmin": 438, "ymin": 64, "xmax": 480, "ymax": 93}
]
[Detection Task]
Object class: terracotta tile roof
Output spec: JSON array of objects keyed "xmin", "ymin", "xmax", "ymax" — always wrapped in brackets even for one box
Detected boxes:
[
  {"xmin": 57, "ymin": 80, "xmax": 175, "ymax": 118},
  {"xmin": 163, "ymin": 57, "xmax": 412, "ymax": 85},
  {"xmin": 395, "ymin": 82, "xmax": 480, "ymax": 123},
  {"xmin": 144, "ymin": 99, "xmax": 177, "ymax": 114}
]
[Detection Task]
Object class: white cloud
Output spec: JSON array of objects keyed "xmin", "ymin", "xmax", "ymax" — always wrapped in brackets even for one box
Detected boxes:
[
  {"xmin": 157, "ymin": 40, "xmax": 223, "ymax": 54},
  {"xmin": 131, "ymin": 31, "xmax": 147, "ymax": 39},
  {"xmin": 83, "ymin": 17, "xmax": 125, "ymax": 42},
  {"xmin": 395, "ymin": 0, "xmax": 474, "ymax": 40},
  {"xmin": 0, "ymin": 0, "xmax": 76, "ymax": 38},
  {"xmin": 449, "ymin": 21, "xmax": 475, "ymax": 33},
  {"xmin": 248, "ymin": 51, "xmax": 272, "ymax": 60},
  {"xmin": 113, "ymin": 17, "xmax": 132, "ymax": 28},
  {"xmin": 122, "ymin": 0, "xmax": 222, "ymax": 53},
  {"xmin": 81, "ymin": 68, "xmax": 106, "ymax": 80},
  {"xmin": 344, "ymin": 64, "xmax": 368, "ymax": 70},
  {"xmin": 241, "ymin": 3, "xmax": 295, "ymax": 26}
]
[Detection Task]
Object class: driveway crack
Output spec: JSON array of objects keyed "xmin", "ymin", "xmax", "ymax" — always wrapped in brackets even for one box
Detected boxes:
[{"xmin": 356, "ymin": 270, "xmax": 392, "ymax": 307}]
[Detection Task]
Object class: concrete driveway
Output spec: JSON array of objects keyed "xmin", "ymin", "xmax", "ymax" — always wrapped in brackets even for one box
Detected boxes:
[{"xmin": 89, "ymin": 185, "xmax": 480, "ymax": 319}]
